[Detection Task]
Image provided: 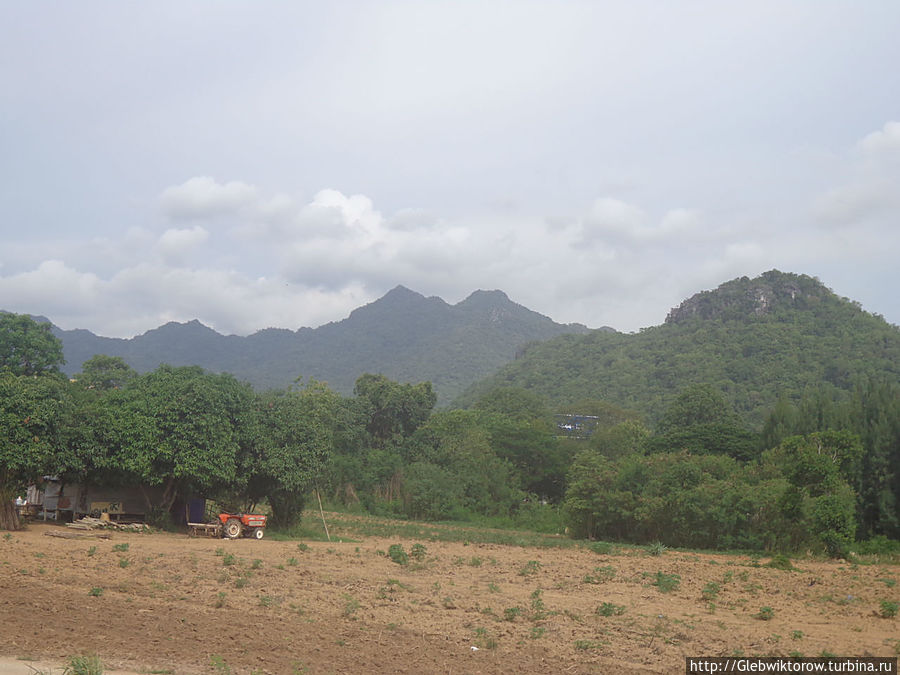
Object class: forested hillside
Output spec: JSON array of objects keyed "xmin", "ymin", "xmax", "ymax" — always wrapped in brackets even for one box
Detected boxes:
[
  {"xmin": 458, "ymin": 271, "xmax": 900, "ymax": 427},
  {"xmin": 43, "ymin": 286, "xmax": 590, "ymax": 405},
  {"xmin": 3, "ymin": 306, "xmax": 899, "ymax": 554}
]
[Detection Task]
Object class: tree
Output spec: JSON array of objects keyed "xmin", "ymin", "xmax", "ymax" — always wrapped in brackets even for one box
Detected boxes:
[
  {"xmin": 766, "ymin": 431, "xmax": 863, "ymax": 556},
  {"xmin": 405, "ymin": 410, "xmax": 522, "ymax": 519},
  {"xmin": 0, "ymin": 313, "xmax": 65, "ymax": 376},
  {"xmin": 353, "ymin": 374, "xmax": 436, "ymax": 447},
  {"xmin": 105, "ymin": 365, "xmax": 254, "ymax": 517},
  {"xmin": 650, "ymin": 384, "xmax": 759, "ymax": 461},
  {"xmin": 244, "ymin": 380, "xmax": 340, "ymax": 528},
  {"xmin": 77, "ymin": 354, "xmax": 137, "ymax": 390},
  {"xmin": 474, "ymin": 386, "xmax": 548, "ymax": 422},
  {"xmin": 0, "ymin": 373, "xmax": 71, "ymax": 529}
]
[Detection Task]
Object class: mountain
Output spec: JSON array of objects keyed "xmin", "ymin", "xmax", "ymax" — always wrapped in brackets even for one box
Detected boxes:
[
  {"xmin": 40, "ymin": 286, "xmax": 591, "ymax": 405},
  {"xmin": 456, "ymin": 271, "xmax": 900, "ymax": 427}
]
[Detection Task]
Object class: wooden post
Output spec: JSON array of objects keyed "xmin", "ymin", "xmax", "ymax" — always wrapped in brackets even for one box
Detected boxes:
[{"xmin": 316, "ymin": 487, "xmax": 330, "ymax": 542}]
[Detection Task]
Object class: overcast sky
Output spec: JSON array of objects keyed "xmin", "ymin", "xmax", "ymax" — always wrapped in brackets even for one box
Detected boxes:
[{"xmin": 2, "ymin": 2, "xmax": 899, "ymax": 338}]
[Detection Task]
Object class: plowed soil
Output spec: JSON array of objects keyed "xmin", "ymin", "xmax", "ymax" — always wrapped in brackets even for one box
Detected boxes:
[{"xmin": 1, "ymin": 520, "xmax": 898, "ymax": 674}]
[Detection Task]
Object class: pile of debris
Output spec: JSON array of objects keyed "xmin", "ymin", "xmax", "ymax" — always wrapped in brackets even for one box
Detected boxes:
[{"xmin": 66, "ymin": 516, "xmax": 152, "ymax": 532}]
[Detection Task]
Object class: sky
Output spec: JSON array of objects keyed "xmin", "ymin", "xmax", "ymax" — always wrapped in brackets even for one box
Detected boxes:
[{"xmin": 2, "ymin": 2, "xmax": 899, "ymax": 338}]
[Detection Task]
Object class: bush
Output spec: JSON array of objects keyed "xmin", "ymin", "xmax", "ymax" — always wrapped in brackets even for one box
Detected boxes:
[{"xmin": 387, "ymin": 544, "xmax": 408, "ymax": 566}]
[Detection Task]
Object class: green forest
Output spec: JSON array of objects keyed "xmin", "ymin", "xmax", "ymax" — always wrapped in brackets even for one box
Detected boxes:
[{"xmin": 2, "ymin": 270, "xmax": 899, "ymax": 558}]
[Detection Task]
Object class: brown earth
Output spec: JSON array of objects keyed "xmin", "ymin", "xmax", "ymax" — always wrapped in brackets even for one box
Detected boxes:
[{"xmin": 1, "ymin": 519, "xmax": 898, "ymax": 674}]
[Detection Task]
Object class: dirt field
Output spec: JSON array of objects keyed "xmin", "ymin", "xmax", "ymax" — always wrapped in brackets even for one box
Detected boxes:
[{"xmin": 1, "ymin": 519, "xmax": 898, "ymax": 674}]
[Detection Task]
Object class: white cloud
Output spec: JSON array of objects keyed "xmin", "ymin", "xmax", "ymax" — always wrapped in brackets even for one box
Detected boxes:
[
  {"xmin": 156, "ymin": 226, "xmax": 210, "ymax": 265},
  {"xmin": 814, "ymin": 121, "xmax": 900, "ymax": 227},
  {"xmin": 160, "ymin": 177, "xmax": 259, "ymax": 220},
  {"xmin": 859, "ymin": 120, "xmax": 900, "ymax": 155}
]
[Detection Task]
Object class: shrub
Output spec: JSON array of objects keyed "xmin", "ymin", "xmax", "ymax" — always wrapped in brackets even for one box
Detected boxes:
[
  {"xmin": 387, "ymin": 544, "xmax": 408, "ymax": 566},
  {"xmin": 765, "ymin": 554, "xmax": 795, "ymax": 571}
]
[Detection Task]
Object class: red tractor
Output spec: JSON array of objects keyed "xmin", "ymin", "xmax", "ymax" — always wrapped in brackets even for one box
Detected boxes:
[{"xmin": 218, "ymin": 512, "xmax": 267, "ymax": 539}]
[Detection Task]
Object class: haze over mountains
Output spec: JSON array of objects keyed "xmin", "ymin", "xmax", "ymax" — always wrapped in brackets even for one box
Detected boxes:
[{"xmin": 39, "ymin": 286, "xmax": 592, "ymax": 405}]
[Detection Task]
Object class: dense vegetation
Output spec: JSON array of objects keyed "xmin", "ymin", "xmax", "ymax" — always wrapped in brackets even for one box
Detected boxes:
[
  {"xmin": 2, "ymin": 269, "xmax": 899, "ymax": 559},
  {"xmin": 458, "ymin": 271, "xmax": 900, "ymax": 428}
]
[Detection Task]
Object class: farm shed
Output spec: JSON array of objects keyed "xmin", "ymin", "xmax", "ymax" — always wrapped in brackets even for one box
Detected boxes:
[{"xmin": 28, "ymin": 477, "xmax": 205, "ymax": 524}]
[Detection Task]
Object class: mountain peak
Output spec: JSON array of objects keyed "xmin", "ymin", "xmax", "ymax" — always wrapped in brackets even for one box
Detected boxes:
[{"xmin": 665, "ymin": 270, "xmax": 834, "ymax": 324}]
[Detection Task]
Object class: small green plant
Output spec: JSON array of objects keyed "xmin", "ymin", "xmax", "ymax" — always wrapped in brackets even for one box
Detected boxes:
[
  {"xmin": 468, "ymin": 556, "xmax": 483, "ymax": 567},
  {"xmin": 652, "ymin": 572, "xmax": 680, "ymax": 593},
  {"xmin": 234, "ymin": 576, "xmax": 248, "ymax": 589},
  {"xmin": 596, "ymin": 602, "xmax": 626, "ymax": 617},
  {"xmin": 342, "ymin": 593, "xmax": 360, "ymax": 618},
  {"xmin": 87, "ymin": 546, "xmax": 97, "ymax": 557},
  {"xmin": 2, "ymin": 533, "xmax": 11, "ymax": 541},
  {"xmin": 297, "ymin": 543, "xmax": 309, "ymax": 552},
  {"xmin": 88, "ymin": 587, "xmax": 103, "ymax": 597},
  {"xmin": 791, "ymin": 630, "xmax": 804, "ymax": 640},
  {"xmin": 215, "ymin": 591, "xmax": 226, "ymax": 608},
  {"xmin": 574, "ymin": 639, "xmax": 605, "ymax": 651},
  {"xmin": 518, "ymin": 560, "xmax": 541, "ymax": 576},
  {"xmin": 647, "ymin": 541, "xmax": 667, "ymax": 556},
  {"xmin": 755, "ymin": 606, "xmax": 775, "ymax": 621},
  {"xmin": 387, "ymin": 544, "xmax": 408, "ymax": 566},
  {"xmin": 410, "ymin": 543, "xmax": 427, "ymax": 561},
  {"xmin": 215, "ymin": 547, "xmax": 225, "ymax": 556},
  {"xmin": 702, "ymin": 582, "xmax": 720, "ymax": 601},
  {"xmin": 879, "ymin": 600, "xmax": 899, "ymax": 618},
  {"xmin": 258, "ymin": 595, "xmax": 276, "ymax": 608},
  {"xmin": 473, "ymin": 627, "xmax": 497, "ymax": 650},
  {"xmin": 63, "ymin": 653, "xmax": 104, "ymax": 675},
  {"xmin": 583, "ymin": 565, "xmax": 616, "ymax": 584},
  {"xmin": 503, "ymin": 606, "xmax": 524, "ymax": 621},
  {"xmin": 209, "ymin": 655, "xmax": 232, "ymax": 675},
  {"xmin": 530, "ymin": 626, "xmax": 546, "ymax": 639},
  {"xmin": 222, "ymin": 553, "xmax": 236, "ymax": 566},
  {"xmin": 251, "ymin": 559, "xmax": 262, "ymax": 570},
  {"xmin": 287, "ymin": 557, "xmax": 299, "ymax": 567},
  {"xmin": 112, "ymin": 543, "xmax": 129, "ymax": 553},
  {"xmin": 487, "ymin": 582, "xmax": 500, "ymax": 593},
  {"xmin": 118, "ymin": 558, "xmax": 130, "ymax": 568}
]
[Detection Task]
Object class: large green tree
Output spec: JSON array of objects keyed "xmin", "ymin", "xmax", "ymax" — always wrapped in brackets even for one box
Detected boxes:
[
  {"xmin": 103, "ymin": 365, "xmax": 254, "ymax": 516},
  {"xmin": 243, "ymin": 380, "xmax": 340, "ymax": 527},
  {"xmin": 0, "ymin": 313, "xmax": 65, "ymax": 376},
  {"xmin": 353, "ymin": 373, "xmax": 436, "ymax": 447},
  {"xmin": 76, "ymin": 354, "xmax": 137, "ymax": 390},
  {"xmin": 0, "ymin": 374, "xmax": 72, "ymax": 529}
]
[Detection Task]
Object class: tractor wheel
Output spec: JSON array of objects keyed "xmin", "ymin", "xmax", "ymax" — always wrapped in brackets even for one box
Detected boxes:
[
  {"xmin": 223, "ymin": 518, "xmax": 242, "ymax": 539},
  {"xmin": 252, "ymin": 527, "xmax": 265, "ymax": 540}
]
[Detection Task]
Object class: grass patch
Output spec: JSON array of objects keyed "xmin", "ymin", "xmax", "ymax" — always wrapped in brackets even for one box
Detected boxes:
[
  {"xmin": 596, "ymin": 602, "xmax": 626, "ymax": 616},
  {"xmin": 583, "ymin": 565, "xmax": 616, "ymax": 584},
  {"xmin": 64, "ymin": 654, "xmax": 104, "ymax": 675},
  {"xmin": 765, "ymin": 554, "xmax": 796, "ymax": 571}
]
